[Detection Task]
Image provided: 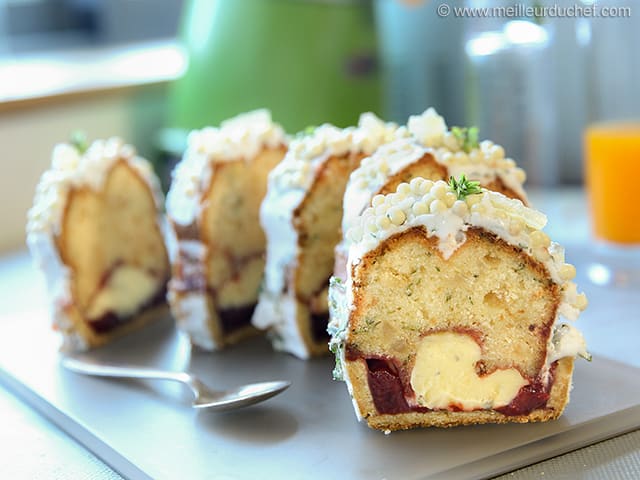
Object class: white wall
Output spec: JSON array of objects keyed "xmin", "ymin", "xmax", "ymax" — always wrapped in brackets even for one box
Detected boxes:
[{"xmin": 0, "ymin": 84, "xmax": 168, "ymax": 253}]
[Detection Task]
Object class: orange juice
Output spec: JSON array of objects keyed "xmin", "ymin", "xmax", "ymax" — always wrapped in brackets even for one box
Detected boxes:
[{"xmin": 585, "ymin": 123, "xmax": 640, "ymax": 244}]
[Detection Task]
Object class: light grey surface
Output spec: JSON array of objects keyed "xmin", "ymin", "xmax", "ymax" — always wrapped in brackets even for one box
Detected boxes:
[
  {"xmin": 1, "ymin": 310, "xmax": 640, "ymax": 480},
  {"xmin": 1, "ymin": 189, "xmax": 640, "ymax": 479},
  {"xmin": 0, "ymin": 384, "xmax": 122, "ymax": 480},
  {"xmin": 496, "ymin": 429, "xmax": 640, "ymax": 480}
]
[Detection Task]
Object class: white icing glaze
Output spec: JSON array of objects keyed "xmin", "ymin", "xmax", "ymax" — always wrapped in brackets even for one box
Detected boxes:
[
  {"xmin": 252, "ymin": 294, "xmax": 310, "ymax": 360},
  {"xmin": 341, "ymin": 138, "xmax": 426, "ymax": 237},
  {"xmin": 329, "ymin": 178, "xmax": 588, "ymax": 409},
  {"xmin": 254, "ymin": 113, "xmax": 407, "ymax": 357},
  {"xmin": 328, "ymin": 277, "xmax": 362, "ymax": 419},
  {"xmin": 548, "ymin": 323, "xmax": 589, "ymax": 363},
  {"xmin": 165, "ymin": 110, "xmax": 287, "ymax": 350},
  {"xmin": 166, "ymin": 109, "xmax": 286, "ymax": 226},
  {"xmin": 408, "ymin": 108, "xmax": 528, "ymax": 202},
  {"xmin": 26, "ymin": 138, "xmax": 165, "ymax": 350},
  {"xmin": 27, "ymin": 138, "xmax": 163, "ymax": 235},
  {"xmin": 168, "ymin": 291, "xmax": 215, "ymax": 351},
  {"xmin": 165, "ymin": 239, "xmax": 218, "ymax": 349},
  {"xmin": 337, "ymin": 111, "xmax": 530, "ymax": 273}
]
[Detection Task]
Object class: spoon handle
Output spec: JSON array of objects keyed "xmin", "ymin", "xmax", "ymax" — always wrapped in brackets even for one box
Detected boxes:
[{"xmin": 61, "ymin": 357, "xmax": 190, "ymax": 385}]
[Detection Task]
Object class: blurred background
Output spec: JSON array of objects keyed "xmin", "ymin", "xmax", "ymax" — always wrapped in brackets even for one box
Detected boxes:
[{"xmin": 0, "ymin": 0, "xmax": 638, "ymax": 253}]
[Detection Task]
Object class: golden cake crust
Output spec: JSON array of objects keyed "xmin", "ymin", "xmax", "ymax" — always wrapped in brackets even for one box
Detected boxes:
[
  {"xmin": 57, "ymin": 303, "xmax": 170, "ymax": 350},
  {"xmin": 291, "ymin": 152, "xmax": 367, "ymax": 355}
]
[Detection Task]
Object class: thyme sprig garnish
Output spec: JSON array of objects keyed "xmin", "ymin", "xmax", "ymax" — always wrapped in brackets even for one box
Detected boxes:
[
  {"xmin": 69, "ymin": 131, "xmax": 89, "ymax": 154},
  {"xmin": 449, "ymin": 174, "xmax": 482, "ymax": 200},
  {"xmin": 451, "ymin": 126, "xmax": 479, "ymax": 153},
  {"xmin": 296, "ymin": 125, "xmax": 317, "ymax": 138}
]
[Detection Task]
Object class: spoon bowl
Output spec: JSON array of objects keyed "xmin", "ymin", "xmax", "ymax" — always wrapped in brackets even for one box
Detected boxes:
[{"xmin": 62, "ymin": 357, "xmax": 291, "ymax": 411}]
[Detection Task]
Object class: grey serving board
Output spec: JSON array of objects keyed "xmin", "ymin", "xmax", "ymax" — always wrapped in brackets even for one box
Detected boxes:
[{"xmin": 1, "ymin": 309, "xmax": 640, "ymax": 480}]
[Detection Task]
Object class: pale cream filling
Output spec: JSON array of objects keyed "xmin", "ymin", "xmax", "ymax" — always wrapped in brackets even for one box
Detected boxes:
[
  {"xmin": 410, "ymin": 332, "xmax": 528, "ymax": 410},
  {"xmin": 86, "ymin": 266, "xmax": 159, "ymax": 320}
]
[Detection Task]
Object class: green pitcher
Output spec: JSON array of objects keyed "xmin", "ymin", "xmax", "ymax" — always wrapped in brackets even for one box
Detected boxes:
[{"xmin": 166, "ymin": 0, "xmax": 381, "ymax": 136}]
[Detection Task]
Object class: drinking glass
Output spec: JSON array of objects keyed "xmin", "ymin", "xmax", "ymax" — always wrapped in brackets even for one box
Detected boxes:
[{"xmin": 584, "ymin": 122, "xmax": 640, "ymax": 287}]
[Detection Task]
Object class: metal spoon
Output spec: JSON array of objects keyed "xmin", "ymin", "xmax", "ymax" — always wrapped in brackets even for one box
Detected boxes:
[{"xmin": 61, "ymin": 357, "xmax": 291, "ymax": 411}]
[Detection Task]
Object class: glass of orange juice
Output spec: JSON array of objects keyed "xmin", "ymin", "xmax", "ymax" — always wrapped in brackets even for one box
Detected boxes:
[{"xmin": 584, "ymin": 122, "xmax": 640, "ymax": 286}]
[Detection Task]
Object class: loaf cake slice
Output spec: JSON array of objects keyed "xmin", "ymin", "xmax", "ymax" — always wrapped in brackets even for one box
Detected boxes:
[
  {"xmin": 27, "ymin": 137, "xmax": 170, "ymax": 350},
  {"xmin": 166, "ymin": 110, "xmax": 287, "ymax": 350},
  {"xmin": 253, "ymin": 113, "xmax": 407, "ymax": 358},
  {"xmin": 329, "ymin": 177, "xmax": 588, "ymax": 431},
  {"xmin": 336, "ymin": 108, "xmax": 528, "ymax": 281}
]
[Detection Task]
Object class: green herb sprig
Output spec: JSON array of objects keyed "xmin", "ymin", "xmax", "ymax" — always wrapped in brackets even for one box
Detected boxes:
[
  {"xmin": 69, "ymin": 131, "xmax": 89, "ymax": 154},
  {"xmin": 451, "ymin": 126, "xmax": 479, "ymax": 153},
  {"xmin": 296, "ymin": 125, "xmax": 317, "ymax": 138},
  {"xmin": 449, "ymin": 174, "xmax": 482, "ymax": 200}
]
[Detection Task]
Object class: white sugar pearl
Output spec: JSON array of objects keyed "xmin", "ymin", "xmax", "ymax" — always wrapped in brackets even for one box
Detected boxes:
[
  {"xmin": 431, "ymin": 183, "xmax": 447, "ymax": 200},
  {"xmin": 452, "ymin": 200, "xmax": 469, "ymax": 217},
  {"xmin": 559, "ymin": 264, "xmax": 576, "ymax": 281},
  {"xmin": 412, "ymin": 200, "xmax": 429, "ymax": 216},
  {"xmin": 509, "ymin": 218, "xmax": 525, "ymax": 235},
  {"xmin": 365, "ymin": 217, "xmax": 378, "ymax": 233},
  {"xmin": 430, "ymin": 199, "xmax": 447, "ymax": 214},
  {"xmin": 491, "ymin": 145, "xmax": 505, "ymax": 160},
  {"xmin": 376, "ymin": 215, "xmax": 392, "ymax": 229},
  {"xmin": 453, "ymin": 151, "xmax": 467, "ymax": 164},
  {"xmin": 398, "ymin": 197, "xmax": 415, "ymax": 211},
  {"xmin": 480, "ymin": 140, "xmax": 493, "ymax": 151},
  {"xmin": 420, "ymin": 179, "xmax": 434, "ymax": 194},
  {"xmin": 397, "ymin": 183, "xmax": 412, "ymax": 196},
  {"xmin": 531, "ymin": 230, "xmax": 551, "ymax": 249},
  {"xmin": 372, "ymin": 194, "xmax": 385, "ymax": 207},
  {"xmin": 469, "ymin": 149, "xmax": 482, "ymax": 163},
  {"xmin": 443, "ymin": 133, "xmax": 459, "ymax": 151},
  {"xmin": 387, "ymin": 193, "xmax": 401, "ymax": 205},
  {"xmin": 409, "ymin": 177, "xmax": 424, "ymax": 193},
  {"xmin": 533, "ymin": 246, "xmax": 551, "ymax": 262},
  {"xmin": 444, "ymin": 192, "xmax": 457, "ymax": 208},
  {"xmin": 575, "ymin": 293, "xmax": 588, "ymax": 310},
  {"xmin": 440, "ymin": 151, "xmax": 453, "ymax": 163},
  {"xmin": 466, "ymin": 194, "xmax": 482, "ymax": 206},
  {"xmin": 387, "ymin": 207, "xmax": 406, "ymax": 225},
  {"xmin": 421, "ymin": 194, "xmax": 434, "ymax": 207}
]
